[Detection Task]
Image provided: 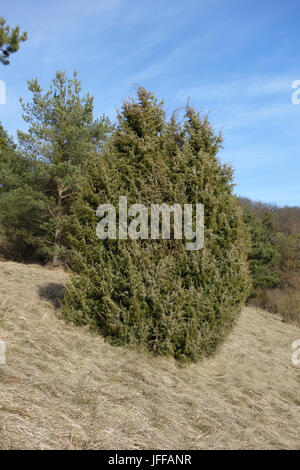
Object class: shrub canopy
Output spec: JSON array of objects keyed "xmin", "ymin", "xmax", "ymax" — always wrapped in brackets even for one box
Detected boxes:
[{"xmin": 63, "ymin": 88, "xmax": 251, "ymax": 361}]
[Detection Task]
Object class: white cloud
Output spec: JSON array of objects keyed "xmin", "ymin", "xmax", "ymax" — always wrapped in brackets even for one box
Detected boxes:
[
  {"xmin": 219, "ymin": 102, "xmax": 297, "ymax": 131},
  {"xmin": 176, "ymin": 75, "xmax": 293, "ymax": 103}
]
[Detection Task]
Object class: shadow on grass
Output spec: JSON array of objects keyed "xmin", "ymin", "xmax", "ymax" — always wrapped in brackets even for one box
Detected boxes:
[{"xmin": 38, "ymin": 283, "xmax": 66, "ymax": 309}]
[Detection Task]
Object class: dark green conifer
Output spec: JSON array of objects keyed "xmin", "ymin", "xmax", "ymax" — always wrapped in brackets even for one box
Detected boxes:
[{"xmin": 63, "ymin": 87, "xmax": 251, "ymax": 361}]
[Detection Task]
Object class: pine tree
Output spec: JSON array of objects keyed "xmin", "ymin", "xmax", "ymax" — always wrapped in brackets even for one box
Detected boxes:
[
  {"xmin": 0, "ymin": 17, "xmax": 27, "ymax": 65},
  {"xmin": 242, "ymin": 205, "xmax": 279, "ymax": 294},
  {"xmin": 17, "ymin": 71, "xmax": 111, "ymax": 265},
  {"xmin": 63, "ymin": 88, "xmax": 251, "ymax": 362}
]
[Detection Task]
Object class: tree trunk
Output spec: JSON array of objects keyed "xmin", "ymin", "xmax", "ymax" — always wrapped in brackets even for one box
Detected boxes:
[{"xmin": 52, "ymin": 183, "xmax": 63, "ymax": 268}]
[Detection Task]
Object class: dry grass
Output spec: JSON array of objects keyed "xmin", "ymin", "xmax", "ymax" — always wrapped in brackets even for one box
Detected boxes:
[
  {"xmin": 249, "ymin": 288, "xmax": 300, "ymax": 327},
  {"xmin": 0, "ymin": 260, "xmax": 299, "ymax": 450}
]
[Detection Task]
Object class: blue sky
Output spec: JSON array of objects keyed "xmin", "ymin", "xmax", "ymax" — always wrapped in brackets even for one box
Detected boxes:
[{"xmin": 0, "ymin": 0, "xmax": 299, "ymax": 205}]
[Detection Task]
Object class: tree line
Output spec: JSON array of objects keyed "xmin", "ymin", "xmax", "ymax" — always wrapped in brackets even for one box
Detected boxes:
[{"xmin": 240, "ymin": 197, "xmax": 300, "ymax": 325}]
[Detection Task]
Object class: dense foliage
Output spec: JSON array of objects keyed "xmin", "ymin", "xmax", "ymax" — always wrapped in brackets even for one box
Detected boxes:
[
  {"xmin": 62, "ymin": 88, "xmax": 251, "ymax": 361},
  {"xmin": 0, "ymin": 71, "xmax": 111, "ymax": 264},
  {"xmin": 240, "ymin": 197, "xmax": 300, "ymax": 325},
  {"xmin": 241, "ymin": 203, "xmax": 279, "ymax": 295},
  {"xmin": 240, "ymin": 197, "xmax": 300, "ymax": 290}
]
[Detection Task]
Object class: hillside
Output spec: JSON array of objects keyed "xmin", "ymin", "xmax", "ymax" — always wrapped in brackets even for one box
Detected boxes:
[{"xmin": 0, "ymin": 260, "xmax": 299, "ymax": 450}]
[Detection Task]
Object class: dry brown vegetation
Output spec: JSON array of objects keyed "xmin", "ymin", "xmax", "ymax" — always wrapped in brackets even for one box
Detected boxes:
[
  {"xmin": 0, "ymin": 260, "xmax": 300, "ymax": 450},
  {"xmin": 249, "ymin": 288, "xmax": 300, "ymax": 327}
]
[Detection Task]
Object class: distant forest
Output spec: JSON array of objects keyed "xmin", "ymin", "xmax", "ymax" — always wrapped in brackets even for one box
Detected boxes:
[{"xmin": 239, "ymin": 197, "xmax": 300, "ymax": 324}]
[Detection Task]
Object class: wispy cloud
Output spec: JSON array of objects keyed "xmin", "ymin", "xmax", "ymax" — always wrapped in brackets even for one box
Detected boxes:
[
  {"xmin": 1, "ymin": 0, "xmax": 299, "ymax": 205},
  {"xmin": 220, "ymin": 102, "xmax": 298, "ymax": 131},
  {"xmin": 176, "ymin": 76, "xmax": 293, "ymax": 103}
]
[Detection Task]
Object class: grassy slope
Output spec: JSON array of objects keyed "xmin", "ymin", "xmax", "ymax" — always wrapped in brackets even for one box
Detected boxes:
[{"xmin": 0, "ymin": 260, "xmax": 299, "ymax": 450}]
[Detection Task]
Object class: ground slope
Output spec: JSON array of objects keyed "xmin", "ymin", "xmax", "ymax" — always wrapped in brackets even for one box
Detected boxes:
[{"xmin": 0, "ymin": 260, "xmax": 299, "ymax": 449}]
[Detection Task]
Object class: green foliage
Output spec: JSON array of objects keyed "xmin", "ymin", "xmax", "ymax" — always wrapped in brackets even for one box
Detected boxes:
[
  {"xmin": 63, "ymin": 88, "xmax": 251, "ymax": 362},
  {"xmin": 240, "ymin": 198, "xmax": 300, "ymax": 324},
  {"xmin": 0, "ymin": 123, "xmax": 48, "ymax": 261},
  {"xmin": 0, "ymin": 187, "xmax": 48, "ymax": 261},
  {"xmin": 240, "ymin": 197, "xmax": 300, "ymax": 291},
  {"xmin": 0, "ymin": 72, "xmax": 111, "ymax": 264},
  {"xmin": 0, "ymin": 17, "xmax": 27, "ymax": 65},
  {"xmin": 242, "ymin": 205, "xmax": 279, "ymax": 294}
]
